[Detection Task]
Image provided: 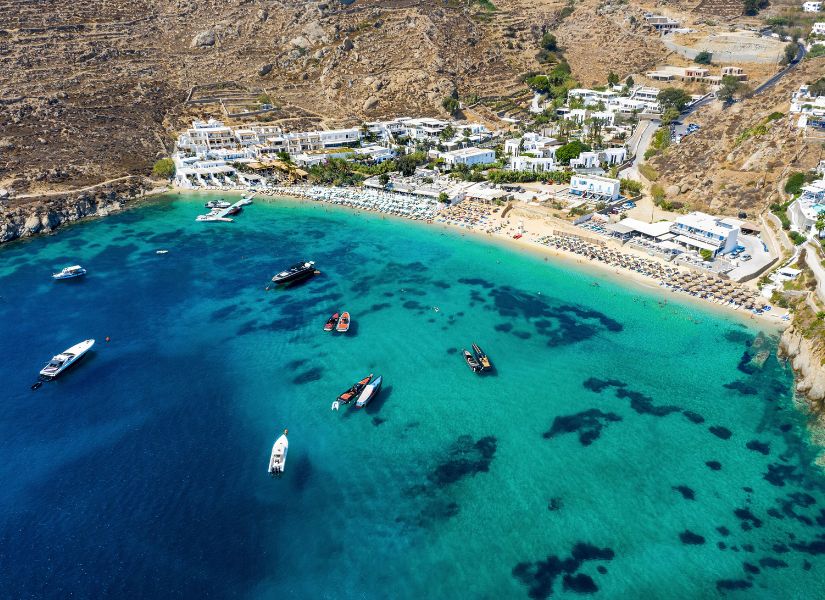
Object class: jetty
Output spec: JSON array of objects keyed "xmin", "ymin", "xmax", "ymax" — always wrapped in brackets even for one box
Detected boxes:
[{"xmin": 195, "ymin": 196, "xmax": 254, "ymax": 223}]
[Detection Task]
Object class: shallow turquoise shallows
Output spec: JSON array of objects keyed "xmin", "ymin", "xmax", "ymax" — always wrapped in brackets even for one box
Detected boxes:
[{"xmin": 1, "ymin": 193, "xmax": 824, "ymax": 599}]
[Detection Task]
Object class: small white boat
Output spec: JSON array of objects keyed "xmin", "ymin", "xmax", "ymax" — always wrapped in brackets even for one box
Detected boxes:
[
  {"xmin": 52, "ymin": 265, "xmax": 86, "ymax": 280},
  {"xmin": 156, "ymin": 250, "xmax": 169, "ymax": 255},
  {"xmin": 268, "ymin": 429, "xmax": 289, "ymax": 475},
  {"xmin": 39, "ymin": 339, "xmax": 95, "ymax": 378},
  {"xmin": 355, "ymin": 375, "xmax": 383, "ymax": 409}
]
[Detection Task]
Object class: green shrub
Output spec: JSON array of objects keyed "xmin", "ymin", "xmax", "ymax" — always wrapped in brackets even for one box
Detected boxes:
[
  {"xmin": 789, "ymin": 231, "xmax": 807, "ymax": 245},
  {"xmin": 152, "ymin": 158, "xmax": 175, "ymax": 179},
  {"xmin": 784, "ymin": 172, "xmax": 805, "ymax": 196},
  {"xmin": 694, "ymin": 51, "xmax": 713, "ymax": 65}
]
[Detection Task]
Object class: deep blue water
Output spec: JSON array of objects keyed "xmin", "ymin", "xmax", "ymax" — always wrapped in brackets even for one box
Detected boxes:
[{"xmin": 1, "ymin": 193, "xmax": 824, "ymax": 598}]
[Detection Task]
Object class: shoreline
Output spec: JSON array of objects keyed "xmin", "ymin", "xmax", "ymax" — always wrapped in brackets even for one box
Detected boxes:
[{"xmin": 174, "ymin": 186, "xmax": 786, "ymax": 330}]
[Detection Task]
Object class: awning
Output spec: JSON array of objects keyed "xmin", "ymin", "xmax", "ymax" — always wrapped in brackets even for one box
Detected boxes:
[{"xmin": 674, "ymin": 234, "xmax": 719, "ymax": 252}]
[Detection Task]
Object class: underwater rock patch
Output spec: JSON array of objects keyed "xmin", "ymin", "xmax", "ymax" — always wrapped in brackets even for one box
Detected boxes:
[
  {"xmin": 672, "ymin": 485, "xmax": 696, "ymax": 500},
  {"xmin": 543, "ymin": 409, "xmax": 622, "ymax": 446},
  {"xmin": 512, "ymin": 542, "xmax": 614, "ymax": 599},
  {"xmin": 709, "ymin": 426, "xmax": 733, "ymax": 440},
  {"xmin": 745, "ymin": 440, "xmax": 770, "ymax": 455},
  {"xmin": 679, "ymin": 530, "xmax": 705, "ymax": 545},
  {"xmin": 428, "ymin": 435, "xmax": 497, "ymax": 487}
]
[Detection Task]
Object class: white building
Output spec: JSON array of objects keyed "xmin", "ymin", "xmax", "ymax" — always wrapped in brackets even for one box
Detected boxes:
[
  {"xmin": 629, "ymin": 87, "xmax": 662, "ymax": 113},
  {"xmin": 177, "ymin": 119, "xmax": 237, "ymax": 153},
  {"xmin": 567, "ymin": 88, "xmax": 619, "ymax": 108},
  {"xmin": 509, "ymin": 155, "xmax": 557, "ymax": 173},
  {"xmin": 442, "ymin": 147, "xmax": 496, "ymax": 168},
  {"xmin": 789, "ymin": 178, "xmax": 825, "ymax": 233},
  {"xmin": 645, "ymin": 14, "xmax": 680, "ymax": 31},
  {"xmin": 670, "ymin": 212, "xmax": 741, "ymax": 256},
  {"xmin": 504, "ymin": 133, "xmax": 558, "ymax": 158},
  {"xmin": 403, "ymin": 118, "xmax": 450, "ymax": 140},
  {"xmin": 569, "ymin": 174, "xmax": 621, "ymax": 201},
  {"xmin": 804, "ymin": 1, "xmax": 822, "ymax": 11},
  {"xmin": 790, "ymin": 84, "xmax": 825, "ymax": 123},
  {"xmin": 813, "ymin": 22, "xmax": 825, "ymax": 35},
  {"xmin": 570, "ymin": 151, "xmax": 602, "ymax": 170}
]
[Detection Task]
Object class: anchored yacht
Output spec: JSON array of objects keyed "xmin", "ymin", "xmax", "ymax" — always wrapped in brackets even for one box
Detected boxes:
[
  {"xmin": 52, "ymin": 265, "xmax": 86, "ymax": 280},
  {"xmin": 268, "ymin": 429, "xmax": 289, "ymax": 475},
  {"xmin": 39, "ymin": 339, "xmax": 95, "ymax": 379}
]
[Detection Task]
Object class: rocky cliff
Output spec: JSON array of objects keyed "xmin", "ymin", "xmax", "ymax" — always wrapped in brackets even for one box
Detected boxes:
[
  {"xmin": 0, "ymin": 177, "xmax": 155, "ymax": 243},
  {"xmin": 779, "ymin": 324, "xmax": 825, "ymax": 420}
]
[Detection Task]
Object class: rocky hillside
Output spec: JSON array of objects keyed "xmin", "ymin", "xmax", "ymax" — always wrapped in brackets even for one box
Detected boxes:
[
  {"xmin": 648, "ymin": 59, "xmax": 825, "ymax": 215},
  {"xmin": 0, "ymin": 0, "xmax": 579, "ymax": 197}
]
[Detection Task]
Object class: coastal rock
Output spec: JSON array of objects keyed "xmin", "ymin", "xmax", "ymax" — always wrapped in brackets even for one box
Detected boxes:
[
  {"xmin": 779, "ymin": 326, "xmax": 825, "ymax": 415},
  {"xmin": 0, "ymin": 177, "xmax": 153, "ymax": 244},
  {"xmin": 363, "ymin": 96, "xmax": 379, "ymax": 111},
  {"xmin": 190, "ymin": 30, "xmax": 216, "ymax": 48},
  {"xmin": 258, "ymin": 63, "xmax": 273, "ymax": 76},
  {"xmin": 342, "ymin": 37, "xmax": 354, "ymax": 52}
]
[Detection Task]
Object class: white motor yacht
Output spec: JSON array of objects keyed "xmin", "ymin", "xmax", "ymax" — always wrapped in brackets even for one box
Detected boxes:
[
  {"xmin": 52, "ymin": 265, "xmax": 87, "ymax": 280},
  {"xmin": 268, "ymin": 429, "xmax": 289, "ymax": 475},
  {"xmin": 39, "ymin": 339, "xmax": 95, "ymax": 378}
]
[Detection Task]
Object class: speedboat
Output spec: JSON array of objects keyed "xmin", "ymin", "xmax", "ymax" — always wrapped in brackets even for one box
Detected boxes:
[
  {"xmin": 355, "ymin": 375, "xmax": 382, "ymax": 409},
  {"xmin": 268, "ymin": 429, "xmax": 289, "ymax": 475},
  {"xmin": 39, "ymin": 339, "xmax": 95, "ymax": 378},
  {"xmin": 338, "ymin": 374, "xmax": 373, "ymax": 405},
  {"xmin": 271, "ymin": 261, "xmax": 316, "ymax": 285},
  {"xmin": 472, "ymin": 343, "xmax": 492, "ymax": 370},
  {"xmin": 156, "ymin": 250, "xmax": 169, "ymax": 255},
  {"xmin": 52, "ymin": 265, "xmax": 86, "ymax": 280},
  {"xmin": 324, "ymin": 313, "xmax": 340, "ymax": 332},
  {"xmin": 463, "ymin": 349, "xmax": 482, "ymax": 373},
  {"xmin": 205, "ymin": 200, "xmax": 231, "ymax": 209},
  {"xmin": 336, "ymin": 312, "xmax": 350, "ymax": 333}
]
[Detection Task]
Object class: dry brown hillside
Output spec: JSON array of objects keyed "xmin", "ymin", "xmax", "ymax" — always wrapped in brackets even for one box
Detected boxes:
[
  {"xmin": 649, "ymin": 59, "xmax": 825, "ymax": 216},
  {"xmin": 0, "ymin": 0, "xmax": 572, "ymax": 196}
]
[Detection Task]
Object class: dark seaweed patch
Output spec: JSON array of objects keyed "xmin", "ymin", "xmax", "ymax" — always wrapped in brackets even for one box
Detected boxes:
[
  {"xmin": 495, "ymin": 323, "xmax": 513, "ymax": 333},
  {"xmin": 582, "ymin": 378, "xmax": 626, "ymax": 393},
  {"xmin": 716, "ymin": 580, "xmax": 752, "ymax": 592},
  {"xmin": 428, "ymin": 435, "xmax": 497, "ymax": 487},
  {"xmin": 679, "ymin": 530, "xmax": 705, "ymax": 545},
  {"xmin": 371, "ymin": 417, "xmax": 386, "ymax": 426},
  {"xmin": 433, "ymin": 280, "xmax": 451, "ymax": 289},
  {"xmin": 683, "ymin": 410, "xmax": 705, "ymax": 424},
  {"xmin": 543, "ymin": 409, "xmax": 622, "ymax": 446},
  {"xmin": 513, "ymin": 330, "xmax": 532, "ymax": 340},
  {"xmin": 717, "ymin": 526, "xmax": 731, "ymax": 536},
  {"xmin": 706, "ymin": 461, "xmax": 722, "ymax": 471},
  {"xmin": 672, "ymin": 485, "xmax": 695, "ymax": 500},
  {"xmin": 758, "ymin": 557, "xmax": 787, "ymax": 569},
  {"xmin": 742, "ymin": 562, "xmax": 760, "ymax": 575},
  {"xmin": 615, "ymin": 387, "xmax": 680, "ymax": 416},
  {"xmin": 734, "ymin": 508, "xmax": 763, "ymax": 530},
  {"xmin": 369, "ymin": 302, "xmax": 392, "ymax": 312},
  {"xmin": 562, "ymin": 574, "xmax": 597, "ymax": 594},
  {"xmin": 458, "ymin": 277, "xmax": 495, "ymax": 289},
  {"xmin": 790, "ymin": 540, "xmax": 825, "ymax": 555},
  {"xmin": 446, "ymin": 347, "xmax": 458, "ymax": 355},
  {"xmin": 724, "ymin": 329, "xmax": 754, "ymax": 344},
  {"xmin": 745, "ymin": 440, "xmax": 770, "ymax": 456},
  {"xmin": 764, "ymin": 463, "xmax": 798, "ymax": 487},
  {"xmin": 772, "ymin": 543, "xmax": 789, "ymax": 553},
  {"xmin": 291, "ymin": 367, "xmax": 323, "ymax": 384},
  {"xmin": 724, "ymin": 380, "xmax": 758, "ymax": 395},
  {"xmin": 548, "ymin": 498, "xmax": 563, "ymax": 511},
  {"xmin": 709, "ymin": 426, "xmax": 733, "ymax": 440},
  {"xmin": 512, "ymin": 543, "xmax": 614, "ymax": 599},
  {"xmin": 596, "ymin": 566, "xmax": 607, "ymax": 575}
]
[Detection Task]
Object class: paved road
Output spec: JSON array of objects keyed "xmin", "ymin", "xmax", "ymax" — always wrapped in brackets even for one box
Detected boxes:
[
  {"xmin": 752, "ymin": 42, "xmax": 807, "ymax": 96},
  {"xmin": 618, "ymin": 118, "xmax": 659, "ymax": 181}
]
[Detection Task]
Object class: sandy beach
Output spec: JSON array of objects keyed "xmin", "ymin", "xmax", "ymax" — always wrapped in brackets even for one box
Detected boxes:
[{"xmin": 176, "ymin": 185, "xmax": 789, "ymax": 328}]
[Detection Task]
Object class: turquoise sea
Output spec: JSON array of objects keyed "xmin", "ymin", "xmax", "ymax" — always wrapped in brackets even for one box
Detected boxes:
[{"xmin": 1, "ymin": 193, "xmax": 824, "ymax": 598}]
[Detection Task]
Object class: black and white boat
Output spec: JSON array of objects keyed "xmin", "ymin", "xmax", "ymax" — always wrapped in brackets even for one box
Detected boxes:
[
  {"xmin": 52, "ymin": 265, "xmax": 87, "ymax": 280},
  {"xmin": 463, "ymin": 349, "xmax": 482, "ymax": 373},
  {"xmin": 472, "ymin": 343, "xmax": 492, "ymax": 370},
  {"xmin": 205, "ymin": 200, "xmax": 231, "ymax": 209},
  {"xmin": 39, "ymin": 339, "xmax": 95, "ymax": 379},
  {"xmin": 271, "ymin": 261, "xmax": 316, "ymax": 285}
]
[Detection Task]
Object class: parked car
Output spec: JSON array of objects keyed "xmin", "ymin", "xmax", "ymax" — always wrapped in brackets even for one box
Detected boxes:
[{"xmin": 741, "ymin": 254, "xmax": 752, "ymax": 261}]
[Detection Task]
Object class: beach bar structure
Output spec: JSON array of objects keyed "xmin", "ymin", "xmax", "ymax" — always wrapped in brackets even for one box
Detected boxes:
[{"xmin": 669, "ymin": 212, "xmax": 741, "ymax": 257}]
